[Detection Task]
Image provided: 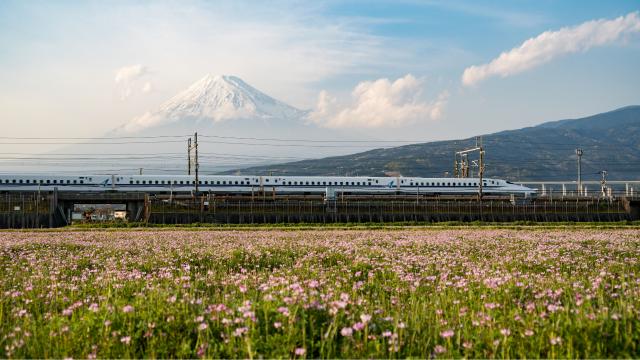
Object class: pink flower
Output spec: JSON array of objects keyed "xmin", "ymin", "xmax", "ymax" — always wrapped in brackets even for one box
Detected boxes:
[
  {"xmin": 274, "ymin": 322, "xmax": 282, "ymax": 329},
  {"xmin": 360, "ymin": 314, "xmax": 372, "ymax": 323},
  {"xmin": 277, "ymin": 307, "xmax": 290, "ymax": 316},
  {"xmin": 120, "ymin": 336, "xmax": 131, "ymax": 344},
  {"xmin": 550, "ymin": 336, "xmax": 562, "ymax": 345},
  {"xmin": 500, "ymin": 328, "xmax": 511, "ymax": 336},
  {"xmin": 352, "ymin": 322, "xmax": 365, "ymax": 331},
  {"xmin": 122, "ymin": 305, "xmax": 134, "ymax": 313},
  {"xmin": 440, "ymin": 329, "xmax": 454, "ymax": 338},
  {"xmin": 434, "ymin": 345, "xmax": 446, "ymax": 354},
  {"xmin": 524, "ymin": 329, "xmax": 534, "ymax": 336},
  {"xmin": 294, "ymin": 348, "xmax": 306, "ymax": 356},
  {"xmin": 340, "ymin": 327, "xmax": 353, "ymax": 337},
  {"xmin": 88, "ymin": 303, "xmax": 99, "ymax": 312},
  {"xmin": 198, "ymin": 323, "xmax": 208, "ymax": 331}
]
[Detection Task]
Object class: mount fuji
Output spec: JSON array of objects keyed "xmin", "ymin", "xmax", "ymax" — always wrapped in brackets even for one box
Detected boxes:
[
  {"xmin": 96, "ymin": 74, "xmax": 369, "ymax": 173},
  {"xmin": 116, "ymin": 75, "xmax": 309, "ymax": 134}
]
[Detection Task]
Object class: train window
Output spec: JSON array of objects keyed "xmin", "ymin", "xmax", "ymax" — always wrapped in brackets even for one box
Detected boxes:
[
  {"xmin": 136, "ymin": 180, "xmax": 140, "ymax": 184},
  {"xmin": 265, "ymin": 178, "xmax": 269, "ymax": 182},
  {"xmin": 129, "ymin": 180, "xmax": 133, "ymax": 184},
  {"xmin": 80, "ymin": 180, "xmax": 84, "ymax": 184},
  {"xmin": 216, "ymin": 181, "xmax": 220, "ymax": 185},
  {"xmin": 73, "ymin": 180, "xmax": 77, "ymax": 184},
  {"xmin": 234, "ymin": 181, "xmax": 238, "ymax": 185},
  {"xmin": 294, "ymin": 181, "xmax": 298, "ymax": 185},
  {"xmin": 323, "ymin": 181, "xmax": 326, "ymax": 185},
  {"xmin": 288, "ymin": 181, "xmax": 291, "ymax": 185},
  {"xmin": 305, "ymin": 181, "xmax": 309, "ymax": 185},
  {"xmin": 25, "ymin": 180, "xmax": 30, "ymax": 184},
  {"xmin": 141, "ymin": 181, "xmax": 145, "ymax": 184},
  {"xmin": 18, "ymin": 179, "xmax": 23, "ymax": 184},
  {"xmin": 46, "ymin": 180, "xmax": 50, "ymax": 184}
]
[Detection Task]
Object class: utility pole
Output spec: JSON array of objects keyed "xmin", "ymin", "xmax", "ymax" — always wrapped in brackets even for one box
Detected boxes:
[
  {"xmin": 600, "ymin": 170, "xmax": 607, "ymax": 198},
  {"xmin": 576, "ymin": 148, "xmax": 583, "ymax": 196},
  {"xmin": 194, "ymin": 132, "xmax": 199, "ymax": 193},
  {"xmin": 478, "ymin": 137, "xmax": 484, "ymax": 201},
  {"xmin": 454, "ymin": 153, "xmax": 459, "ymax": 178},
  {"xmin": 454, "ymin": 136, "xmax": 484, "ymax": 199},
  {"xmin": 187, "ymin": 137, "xmax": 192, "ymax": 175}
]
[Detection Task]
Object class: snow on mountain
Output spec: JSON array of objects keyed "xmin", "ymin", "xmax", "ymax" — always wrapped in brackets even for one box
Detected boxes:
[{"xmin": 118, "ymin": 74, "xmax": 308, "ymax": 133}]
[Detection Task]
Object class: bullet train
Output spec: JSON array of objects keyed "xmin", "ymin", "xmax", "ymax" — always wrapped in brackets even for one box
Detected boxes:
[{"xmin": 0, "ymin": 174, "xmax": 536, "ymax": 197}]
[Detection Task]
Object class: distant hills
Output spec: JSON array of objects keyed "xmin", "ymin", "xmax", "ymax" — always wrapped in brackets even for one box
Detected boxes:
[{"xmin": 222, "ymin": 106, "xmax": 640, "ymax": 181}]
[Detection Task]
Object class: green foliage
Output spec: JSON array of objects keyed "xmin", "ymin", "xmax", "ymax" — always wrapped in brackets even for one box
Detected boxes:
[{"xmin": 1, "ymin": 229, "xmax": 639, "ymax": 358}]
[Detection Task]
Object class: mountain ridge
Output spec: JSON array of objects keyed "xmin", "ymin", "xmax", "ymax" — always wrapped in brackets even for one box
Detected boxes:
[{"xmin": 220, "ymin": 105, "xmax": 640, "ymax": 181}]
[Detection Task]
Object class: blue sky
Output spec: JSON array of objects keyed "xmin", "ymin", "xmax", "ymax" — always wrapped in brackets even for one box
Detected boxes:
[{"xmin": 1, "ymin": 0, "xmax": 639, "ymax": 149}]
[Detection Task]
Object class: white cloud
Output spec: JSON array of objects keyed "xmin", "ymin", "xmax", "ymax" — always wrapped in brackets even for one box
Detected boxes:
[
  {"xmin": 114, "ymin": 64, "xmax": 148, "ymax": 84},
  {"xmin": 142, "ymin": 82, "xmax": 153, "ymax": 93},
  {"xmin": 462, "ymin": 12, "xmax": 640, "ymax": 87},
  {"xmin": 309, "ymin": 74, "xmax": 448, "ymax": 128},
  {"xmin": 114, "ymin": 64, "xmax": 150, "ymax": 100}
]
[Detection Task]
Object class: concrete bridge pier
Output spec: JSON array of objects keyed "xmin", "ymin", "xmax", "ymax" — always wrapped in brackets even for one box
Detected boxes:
[{"xmin": 126, "ymin": 201, "xmax": 145, "ymax": 222}]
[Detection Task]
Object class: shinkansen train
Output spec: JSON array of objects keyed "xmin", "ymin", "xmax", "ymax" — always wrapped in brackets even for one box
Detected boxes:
[{"xmin": 0, "ymin": 174, "xmax": 536, "ymax": 197}]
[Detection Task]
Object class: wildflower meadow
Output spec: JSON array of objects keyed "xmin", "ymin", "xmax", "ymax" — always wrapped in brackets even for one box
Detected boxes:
[{"xmin": 1, "ymin": 229, "xmax": 639, "ymax": 358}]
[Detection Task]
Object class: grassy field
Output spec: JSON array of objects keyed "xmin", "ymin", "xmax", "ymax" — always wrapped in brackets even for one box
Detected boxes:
[{"xmin": 1, "ymin": 229, "xmax": 639, "ymax": 358}]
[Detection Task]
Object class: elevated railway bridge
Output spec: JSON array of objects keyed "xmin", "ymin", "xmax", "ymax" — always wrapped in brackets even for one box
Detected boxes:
[{"xmin": 1, "ymin": 182, "xmax": 639, "ymax": 228}]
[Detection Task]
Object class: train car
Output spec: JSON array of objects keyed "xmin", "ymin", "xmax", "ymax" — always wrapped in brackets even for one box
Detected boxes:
[{"xmin": 0, "ymin": 174, "xmax": 536, "ymax": 197}]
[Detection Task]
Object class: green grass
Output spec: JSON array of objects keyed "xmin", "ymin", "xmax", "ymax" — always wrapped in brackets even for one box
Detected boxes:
[
  {"xmin": 1, "ymin": 229, "xmax": 639, "ymax": 358},
  {"xmin": 61, "ymin": 219, "xmax": 640, "ymax": 230}
]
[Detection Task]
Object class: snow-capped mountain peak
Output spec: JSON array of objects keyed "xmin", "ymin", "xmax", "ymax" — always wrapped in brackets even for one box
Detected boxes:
[{"xmin": 119, "ymin": 74, "xmax": 307, "ymax": 133}]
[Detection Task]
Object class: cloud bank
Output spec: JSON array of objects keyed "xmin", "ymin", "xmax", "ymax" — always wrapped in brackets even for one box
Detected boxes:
[
  {"xmin": 309, "ymin": 74, "xmax": 448, "ymax": 128},
  {"xmin": 462, "ymin": 12, "xmax": 640, "ymax": 86}
]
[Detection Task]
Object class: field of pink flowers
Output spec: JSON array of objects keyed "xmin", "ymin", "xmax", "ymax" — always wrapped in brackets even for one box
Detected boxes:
[{"xmin": 1, "ymin": 229, "xmax": 639, "ymax": 358}]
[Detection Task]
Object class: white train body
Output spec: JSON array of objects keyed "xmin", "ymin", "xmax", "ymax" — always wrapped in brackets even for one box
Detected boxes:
[{"xmin": 0, "ymin": 174, "xmax": 536, "ymax": 197}]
